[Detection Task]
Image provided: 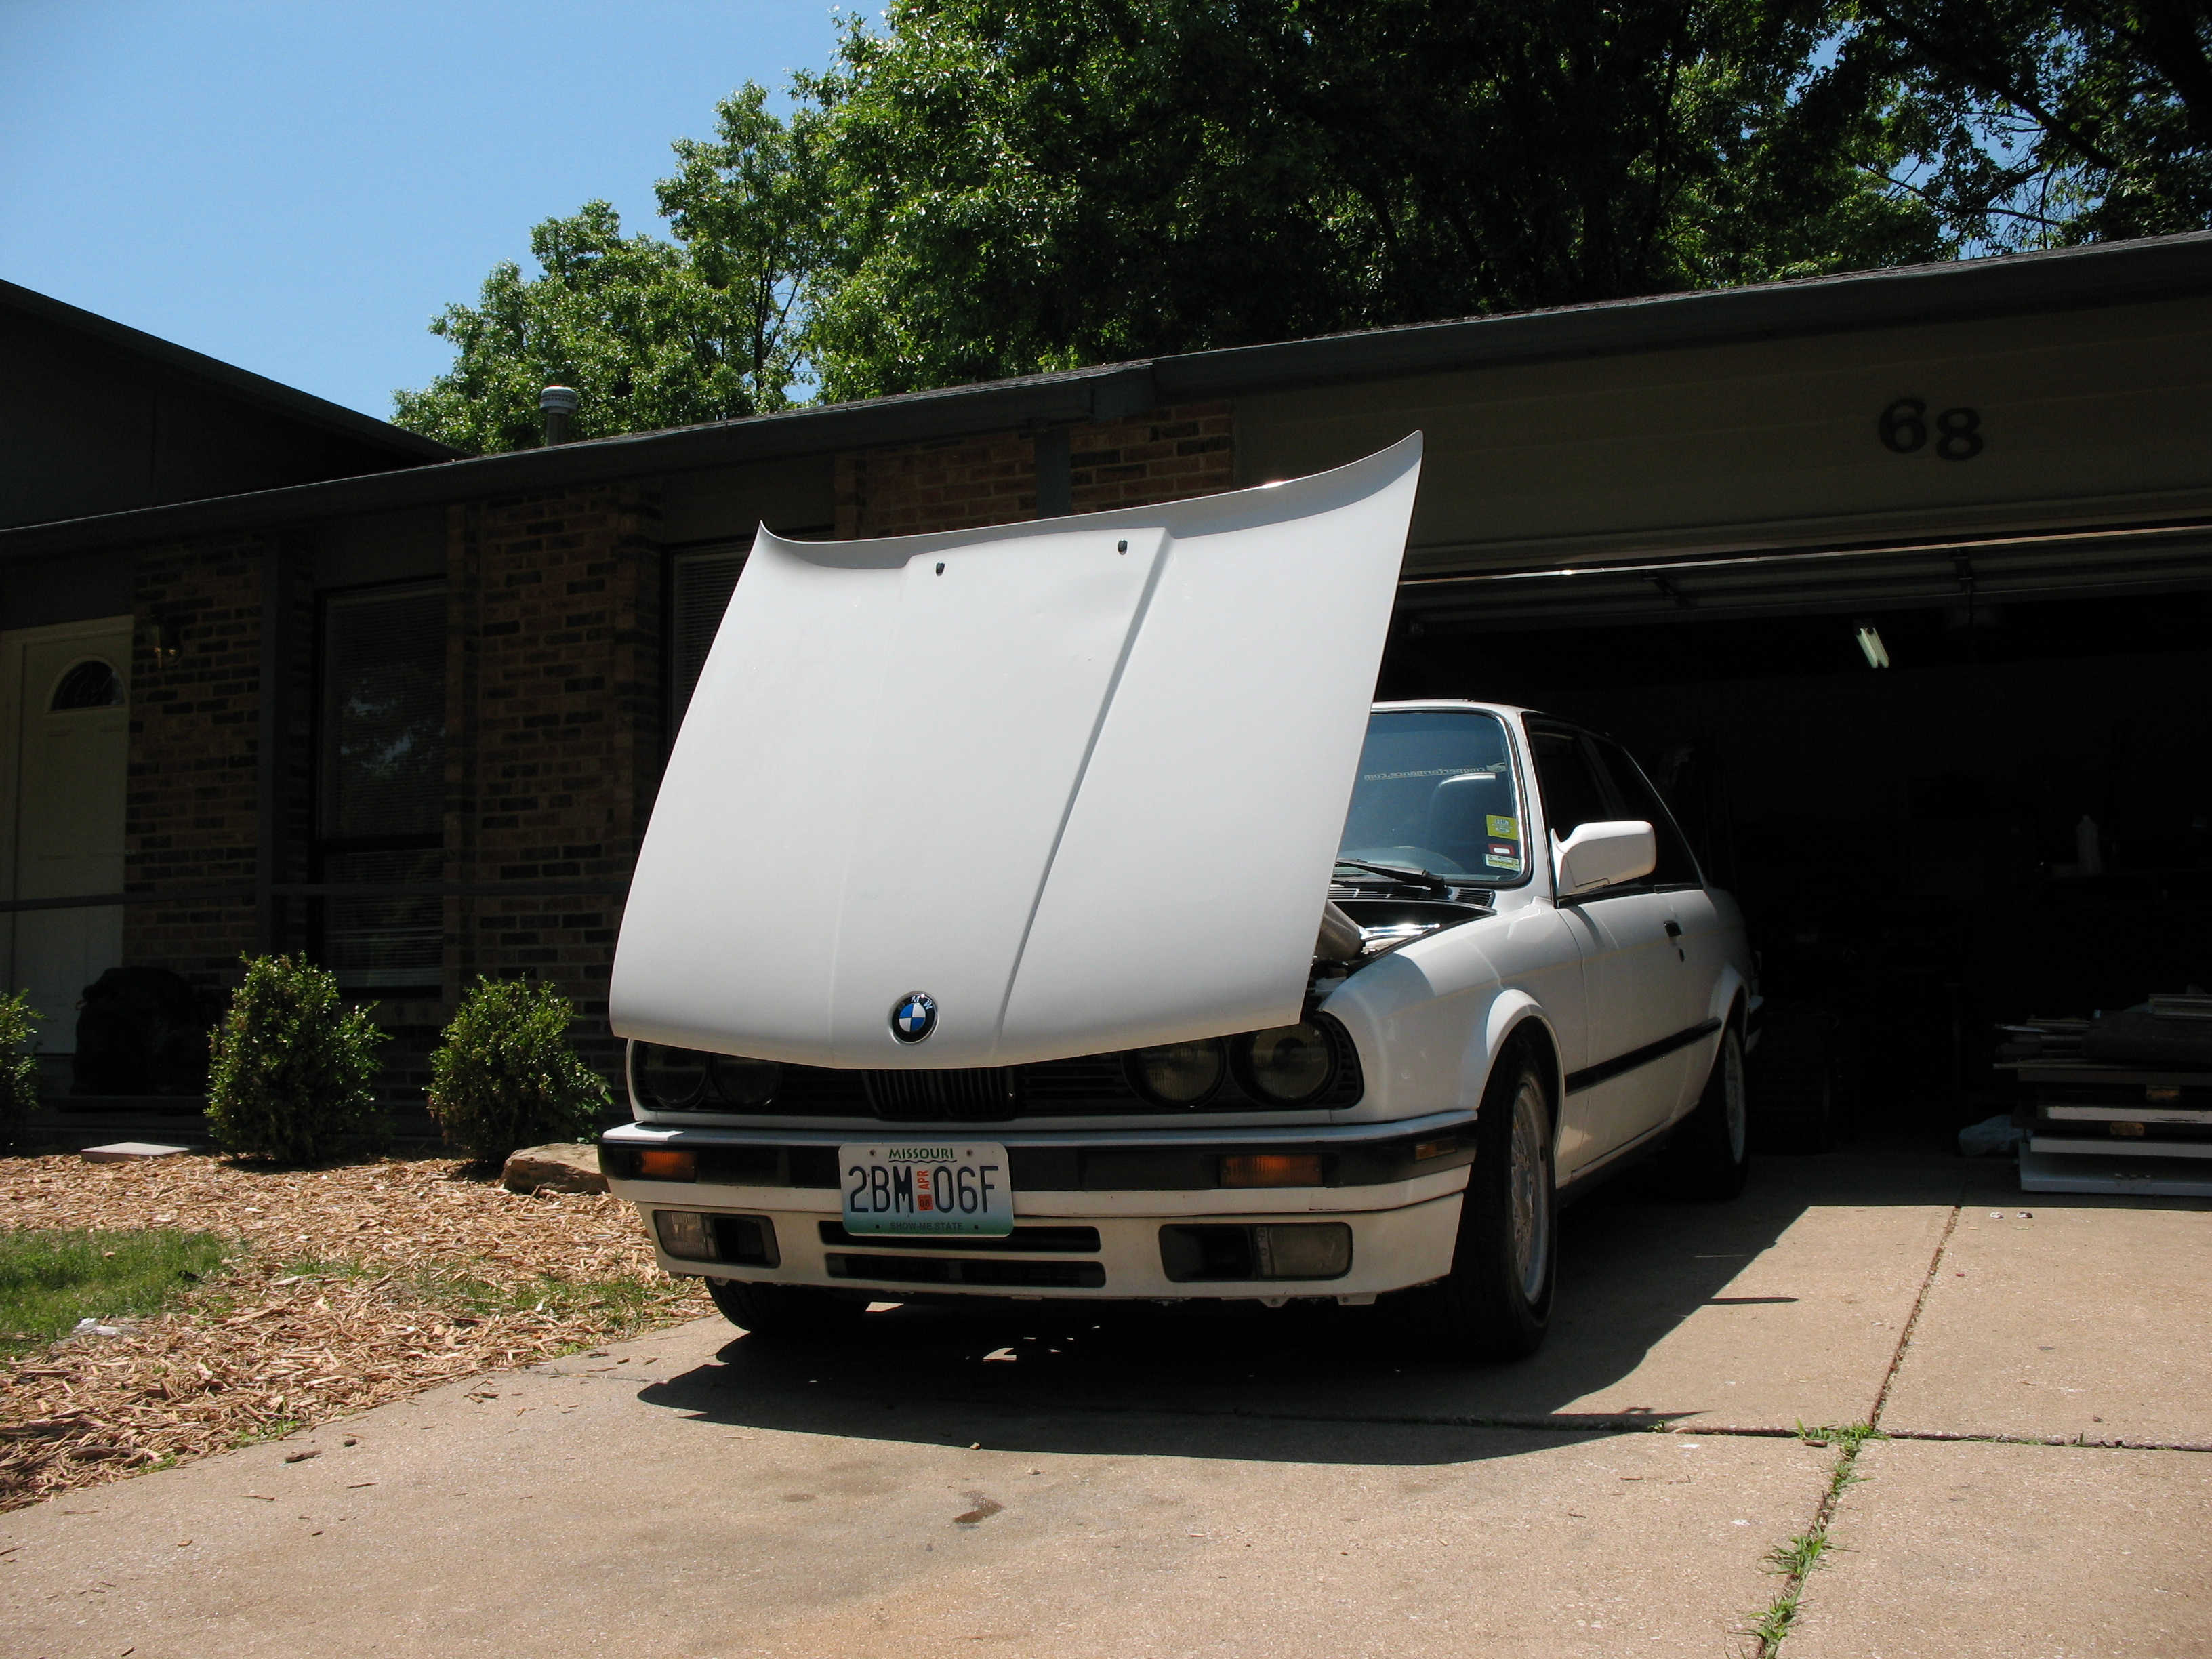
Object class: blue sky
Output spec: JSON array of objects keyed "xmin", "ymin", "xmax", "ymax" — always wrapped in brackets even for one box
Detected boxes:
[{"xmin": 0, "ymin": 1, "xmax": 844, "ymax": 419}]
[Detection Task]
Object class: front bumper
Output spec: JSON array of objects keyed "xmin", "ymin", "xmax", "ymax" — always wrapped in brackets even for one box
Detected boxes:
[{"xmin": 602, "ymin": 1113, "xmax": 1473, "ymax": 1303}]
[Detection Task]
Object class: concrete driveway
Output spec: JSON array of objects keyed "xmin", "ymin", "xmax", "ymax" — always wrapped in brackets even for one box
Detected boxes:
[{"xmin": 6, "ymin": 1143, "xmax": 2208, "ymax": 1658}]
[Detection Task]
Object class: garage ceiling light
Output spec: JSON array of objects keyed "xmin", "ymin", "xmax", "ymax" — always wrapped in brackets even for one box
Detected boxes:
[{"xmin": 1854, "ymin": 622, "xmax": 1891, "ymax": 669}]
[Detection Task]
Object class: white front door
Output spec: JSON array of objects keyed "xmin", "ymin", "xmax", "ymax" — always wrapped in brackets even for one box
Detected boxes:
[{"xmin": 3, "ymin": 621, "xmax": 131, "ymax": 1053}]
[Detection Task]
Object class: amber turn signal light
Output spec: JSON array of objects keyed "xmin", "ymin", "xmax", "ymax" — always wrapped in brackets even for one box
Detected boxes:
[
  {"xmin": 638, "ymin": 1148, "xmax": 697, "ymax": 1181},
  {"xmin": 1219, "ymin": 1153, "xmax": 1323, "ymax": 1188}
]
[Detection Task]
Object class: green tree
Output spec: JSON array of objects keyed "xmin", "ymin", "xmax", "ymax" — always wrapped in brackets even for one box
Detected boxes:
[
  {"xmin": 798, "ymin": 0, "xmax": 1947, "ymax": 399},
  {"xmin": 1837, "ymin": 0, "xmax": 2212, "ymax": 247},
  {"xmin": 392, "ymin": 83, "xmax": 824, "ymax": 455},
  {"xmin": 405, "ymin": 1, "xmax": 2212, "ymax": 441}
]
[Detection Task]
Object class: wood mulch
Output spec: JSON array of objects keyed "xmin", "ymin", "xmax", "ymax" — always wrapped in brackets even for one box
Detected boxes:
[{"xmin": 0, "ymin": 1153, "xmax": 708, "ymax": 1511}]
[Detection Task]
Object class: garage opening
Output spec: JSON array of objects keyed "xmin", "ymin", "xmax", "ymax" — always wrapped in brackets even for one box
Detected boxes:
[{"xmin": 1384, "ymin": 568, "xmax": 2212, "ymax": 1149}]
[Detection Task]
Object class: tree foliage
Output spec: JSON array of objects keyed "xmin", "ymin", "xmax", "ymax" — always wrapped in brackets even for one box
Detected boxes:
[
  {"xmin": 1837, "ymin": 0, "xmax": 2212, "ymax": 248},
  {"xmin": 393, "ymin": 0, "xmax": 2212, "ymax": 449},
  {"xmin": 393, "ymin": 85, "xmax": 825, "ymax": 454},
  {"xmin": 799, "ymin": 0, "xmax": 1944, "ymax": 400}
]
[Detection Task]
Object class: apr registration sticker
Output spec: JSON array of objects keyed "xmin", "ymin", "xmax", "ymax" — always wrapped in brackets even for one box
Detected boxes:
[{"xmin": 840, "ymin": 1142, "xmax": 1012, "ymax": 1236}]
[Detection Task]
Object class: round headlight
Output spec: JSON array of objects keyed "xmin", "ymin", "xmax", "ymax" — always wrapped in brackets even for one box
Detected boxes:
[
  {"xmin": 709, "ymin": 1052, "xmax": 781, "ymax": 1109},
  {"xmin": 637, "ymin": 1043, "xmax": 708, "ymax": 1110},
  {"xmin": 1126, "ymin": 1039, "xmax": 1227, "ymax": 1107},
  {"xmin": 1234, "ymin": 1022, "xmax": 1337, "ymax": 1105}
]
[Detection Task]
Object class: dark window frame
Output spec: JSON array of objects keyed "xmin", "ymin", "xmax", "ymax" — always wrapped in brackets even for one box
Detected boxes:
[{"xmin": 310, "ymin": 577, "xmax": 449, "ymax": 998}]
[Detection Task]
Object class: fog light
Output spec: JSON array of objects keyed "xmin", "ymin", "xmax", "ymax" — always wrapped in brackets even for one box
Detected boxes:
[
  {"xmin": 1158, "ymin": 1222, "xmax": 1351, "ymax": 1282},
  {"xmin": 1254, "ymin": 1223, "xmax": 1352, "ymax": 1279},
  {"xmin": 1220, "ymin": 1153, "xmax": 1322, "ymax": 1187},
  {"xmin": 654, "ymin": 1209, "xmax": 715, "ymax": 1261},
  {"xmin": 638, "ymin": 1148, "xmax": 697, "ymax": 1181}
]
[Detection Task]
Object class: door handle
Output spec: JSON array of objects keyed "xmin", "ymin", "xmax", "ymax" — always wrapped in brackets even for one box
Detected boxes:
[{"xmin": 1664, "ymin": 920, "xmax": 1683, "ymax": 937}]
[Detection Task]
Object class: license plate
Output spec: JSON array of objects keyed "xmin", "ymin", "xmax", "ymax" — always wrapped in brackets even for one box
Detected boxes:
[{"xmin": 839, "ymin": 1142, "xmax": 1013, "ymax": 1237}]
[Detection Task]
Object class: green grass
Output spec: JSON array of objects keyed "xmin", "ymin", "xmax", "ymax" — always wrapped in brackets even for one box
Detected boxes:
[
  {"xmin": 0, "ymin": 1227, "xmax": 231, "ymax": 1359},
  {"xmin": 1746, "ymin": 1424, "xmax": 1885, "ymax": 1655}
]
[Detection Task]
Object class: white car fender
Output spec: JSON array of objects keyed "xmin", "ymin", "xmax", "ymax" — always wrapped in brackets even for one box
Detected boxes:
[
  {"xmin": 1466, "ymin": 987, "xmax": 1564, "ymax": 1125},
  {"xmin": 1706, "ymin": 963, "xmax": 1752, "ymax": 1033},
  {"xmin": 1319, "ymin": 921, "xmax": 1569, "ymax": 1128}
]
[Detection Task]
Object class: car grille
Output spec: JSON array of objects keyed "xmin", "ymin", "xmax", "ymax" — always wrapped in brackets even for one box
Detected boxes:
[{"xmin": 864, "ymin": 1067, "xmax": 1021, "ymax": 1121}]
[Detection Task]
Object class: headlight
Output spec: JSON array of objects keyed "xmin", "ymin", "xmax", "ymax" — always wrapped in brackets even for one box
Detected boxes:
[
  {"xmin": 1126, "ymin": 1038, "xmax": 1227, "ymax": 1107},
  {"xmin": 709, "ymin": 1052, "xmax": 781, "ymax": 1109},
  {"xmin": 1233, "ymin": 1022, "xmax": 1337, "ymax": 1105},
  {"xmin": 638, "ymin": 1043, "xmax": 708, "ymax": 1109},
  {"xmin": 632, "ymin": 1044, "xmax": 781, "ymax": 1111}
]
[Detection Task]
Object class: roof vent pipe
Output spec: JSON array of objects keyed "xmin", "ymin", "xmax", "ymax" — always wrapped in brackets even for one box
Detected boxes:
[{"xmin": 539, "ymin": 385, "xmax": 579, "ymax": 445}]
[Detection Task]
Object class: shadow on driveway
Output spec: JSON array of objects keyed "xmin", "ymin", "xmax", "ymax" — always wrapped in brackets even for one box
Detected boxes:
[{"xmin": 632, "ymin": 1142, "xmax": 1999, "ymax": 1464}]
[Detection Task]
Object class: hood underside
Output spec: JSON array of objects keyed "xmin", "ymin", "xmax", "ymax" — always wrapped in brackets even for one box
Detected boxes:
[{"xmin": 611, "ymin": 434, "xmax": 1423, "ymax": 1068}]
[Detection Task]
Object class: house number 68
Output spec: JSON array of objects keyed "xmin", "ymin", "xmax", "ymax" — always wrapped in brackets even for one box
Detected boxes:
[{"xmin": 1879, "ymin": 397, "xmax": 1983, "ymax": 460}]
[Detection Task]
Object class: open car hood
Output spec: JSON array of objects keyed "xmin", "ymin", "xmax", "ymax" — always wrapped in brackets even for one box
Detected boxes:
[{"xmin": 611, "ymin": 434, "xmax": 1422, "ymax": 1068}]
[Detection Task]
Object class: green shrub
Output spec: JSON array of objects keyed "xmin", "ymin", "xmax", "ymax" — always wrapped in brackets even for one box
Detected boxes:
[
  {"xmin": 0, "ymin": 990, "xmax": 41, "ymax": 1141},
  {"xmin": 205, "ymin": 956, "xmax": 386, "ymax": 1162},
  {"xmin": 427, "ymin": 977, "xmax": 611, "ymax": 1164}
]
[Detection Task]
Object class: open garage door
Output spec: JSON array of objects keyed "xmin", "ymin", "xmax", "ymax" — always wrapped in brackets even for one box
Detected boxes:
[
  {"xmin": 1382, "ymin": 540, "xmax": 2212, "ymax": 1153},
  {"xmin": 1398, "ymin": 520, "xmax": 2212, "ymax": 631}
]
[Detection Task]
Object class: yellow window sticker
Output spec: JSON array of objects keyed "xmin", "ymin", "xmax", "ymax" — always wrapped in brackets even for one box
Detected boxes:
[{"xmin": 1486, "ymin": 815, "xmax": 1519, "ymax": 840}]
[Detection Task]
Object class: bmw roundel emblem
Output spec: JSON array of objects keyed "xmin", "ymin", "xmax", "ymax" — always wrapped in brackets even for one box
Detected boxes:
[{"xmin": 890, "ymin": 991, "xmax": 937, "ymax": 1044}]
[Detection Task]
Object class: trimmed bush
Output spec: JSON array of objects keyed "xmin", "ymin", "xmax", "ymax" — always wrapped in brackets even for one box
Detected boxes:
[
  {"xmin": 205, "ymin": 956, "xmax": 387, "ymax": 1162},
  {"xmin": 427, "ymin": 977, "xmax": 611, "ymax": 1164},
  {"xmin": 0, "ymin": 990, "xmax": 41, "ymax": 1141}
]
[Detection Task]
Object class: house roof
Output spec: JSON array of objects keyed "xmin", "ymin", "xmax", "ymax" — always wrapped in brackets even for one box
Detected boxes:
[
  {"xmin": 1, "ymin": 278, "xmax": 460, "ymax": 469},
  {"xmin": 3, "ymin": 230, "xmax": 2208, "ymax": 563}
]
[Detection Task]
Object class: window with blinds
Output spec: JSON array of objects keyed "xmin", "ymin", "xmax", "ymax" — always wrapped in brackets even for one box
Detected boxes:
[
  {"xmin": 316, "ymin": 583, "xmax": 446, "ymax": 991},
  {"xmin": 670, "ymin": 546, "xmax": 749, "ymax": 731}
]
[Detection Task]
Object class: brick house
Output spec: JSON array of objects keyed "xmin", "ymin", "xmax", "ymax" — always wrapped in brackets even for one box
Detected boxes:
[{"xmin": 5, "ymin": 236, "xmax": 2211, "ymax": 1134}]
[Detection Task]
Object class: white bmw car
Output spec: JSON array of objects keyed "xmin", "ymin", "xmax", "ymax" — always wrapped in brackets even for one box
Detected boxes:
[{"xmin": 602, "ymin": 436, "xmax": 1755, "ymax": 1357}]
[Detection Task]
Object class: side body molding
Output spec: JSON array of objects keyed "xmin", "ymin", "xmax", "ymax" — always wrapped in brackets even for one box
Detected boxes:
[{"xmin": 611, "ymin": 436, "xmax": 1425, "ymax": 1068}]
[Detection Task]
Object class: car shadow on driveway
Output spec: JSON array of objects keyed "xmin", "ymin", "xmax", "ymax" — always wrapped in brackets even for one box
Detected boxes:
[{"xmin": 631, "ymin": 1143, "xmax": 1990, "ymax": 1464}]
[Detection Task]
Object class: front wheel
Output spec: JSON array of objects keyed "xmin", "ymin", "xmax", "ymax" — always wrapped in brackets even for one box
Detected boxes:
[
  {"xmin": 1663, "ymin": 1022, "xmax": 1750, "ymax": 1200},
  {"xmin": 1410, "ymin": 1044, "xmax": 1557, "ymax": 1360},
  {"xmin": 705, "ymin": 1277, "xmax": 867, "ymax": 1338}
]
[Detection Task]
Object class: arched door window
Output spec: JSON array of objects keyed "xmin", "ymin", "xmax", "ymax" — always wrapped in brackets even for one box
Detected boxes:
[{"xmin": 50, "ymin": 659, "xmax": 123, "ymax": 711}]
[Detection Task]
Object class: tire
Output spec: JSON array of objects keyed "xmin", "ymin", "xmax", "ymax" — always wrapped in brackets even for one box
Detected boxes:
[
  {"xmin": 1664, "ymin": 1021, "xmax": 1750, "ymax": 1200},
  {"xmin": 1746, "ymin": 1007, "xmax": 1844, "ymax": 1153},
  {"xmin": 1408, "ymin": 1042, "xmax": 1557, "ymax": 1360},
  {"xmin": 704, "ymin": 1277, "xmax": 867, "ymax": 1338}
]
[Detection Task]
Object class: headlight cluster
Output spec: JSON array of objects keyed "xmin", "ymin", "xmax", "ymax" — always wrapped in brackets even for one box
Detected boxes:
[
  {"xmin": 631, "ymin": 1042, "xmax": 781, "ymax": 1111},
  {"xmin": 1124, "ymin": 1019, "xmax": 1342, "ymax": 1108}
]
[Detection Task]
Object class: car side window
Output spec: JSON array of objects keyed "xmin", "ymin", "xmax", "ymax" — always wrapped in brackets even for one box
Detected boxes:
[
  {"xmin": 1528, "ymin": 727, "xmax": 1612, "ymax": 844},
  {"xmin": 1587, "ymin": 735, "xmax": 1702, "ymax": 888}
]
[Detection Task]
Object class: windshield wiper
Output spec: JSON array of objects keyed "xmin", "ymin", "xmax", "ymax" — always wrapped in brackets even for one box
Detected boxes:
[{"xmin": 1334, "ymin": 859, "xmax": 1459, "ymax": 897}]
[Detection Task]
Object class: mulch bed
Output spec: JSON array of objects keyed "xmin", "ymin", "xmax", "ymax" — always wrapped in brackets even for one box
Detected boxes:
[{"xmin": 0, "ymin": 1153, "xmax": 707, "ymax": 1511}]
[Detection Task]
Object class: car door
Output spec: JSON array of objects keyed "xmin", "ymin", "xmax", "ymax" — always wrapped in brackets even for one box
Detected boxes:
[
  {"xmin": 1527, "ymin": 722, "xmax": 1685, "ymax": 1172},
  {"xmin": 1586, "ymin": 734, "xmax": 1725, "ymax": 1124}
]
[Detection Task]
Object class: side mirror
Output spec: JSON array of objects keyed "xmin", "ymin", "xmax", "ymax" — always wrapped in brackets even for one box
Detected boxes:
[{"xmin": 1555, "ymin": 820, "xmax": 1656, "ymax": 895}]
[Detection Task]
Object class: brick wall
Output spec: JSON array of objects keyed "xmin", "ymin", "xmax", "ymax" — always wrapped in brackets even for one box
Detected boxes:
[
  {"xmin": 123, "ymin": 533, "xmax": 310, "ymax": 983},
  {"xmin": 834, "ymin": 401, "xmax": 1235, "ymax": 537},
  {"xmin": 444, "ymin": 481, "xmax": 661, "ymax": 1076}
]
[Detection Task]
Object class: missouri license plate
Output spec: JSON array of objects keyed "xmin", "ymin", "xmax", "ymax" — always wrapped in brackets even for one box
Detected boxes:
[{"xmin": 839, "ymin": 1142, "xmax": 1013, "ymax": 1237}]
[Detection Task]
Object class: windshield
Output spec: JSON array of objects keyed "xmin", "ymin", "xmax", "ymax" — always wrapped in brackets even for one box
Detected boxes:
[{"xmin": 1337, "ymin": 708, "xmax": 1527, "ymax": 882}]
